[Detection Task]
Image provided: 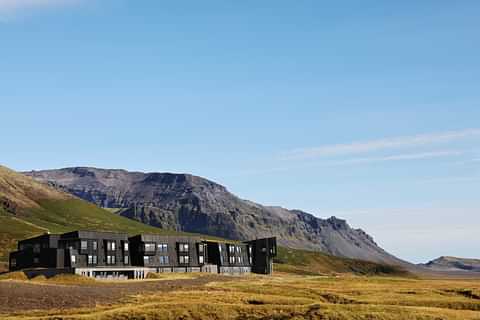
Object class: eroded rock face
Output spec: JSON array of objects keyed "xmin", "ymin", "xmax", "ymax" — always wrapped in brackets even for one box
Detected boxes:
[{"xmin": 25, "ymin": 167, "xmax": 405, "ymax": 265}]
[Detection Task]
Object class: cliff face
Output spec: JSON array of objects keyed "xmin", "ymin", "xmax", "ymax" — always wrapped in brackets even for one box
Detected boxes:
[{"xmin": 25, "ymin": 167, "xmax": 406, "ymax": 265}]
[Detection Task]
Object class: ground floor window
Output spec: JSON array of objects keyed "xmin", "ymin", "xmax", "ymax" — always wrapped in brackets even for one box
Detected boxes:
[
  {"xmin": 71, "ymin": 255, "xmax": 76, "ymax": 264},
  {"xmin": 199, "ymin": 255, "xmax": 204, "ymax": 264},
  {"xmin": 143, "ymin": 255, "xmax": 150, "ymax": 265},
  {"xmin": 124, "ymin": 255, "xmax": 129, "ymax": 264}
]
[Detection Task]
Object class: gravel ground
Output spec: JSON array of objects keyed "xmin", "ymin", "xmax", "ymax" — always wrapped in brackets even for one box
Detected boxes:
[{"xmin": 0, "ymin": 275, "xmax": 229, "ymax": 314}]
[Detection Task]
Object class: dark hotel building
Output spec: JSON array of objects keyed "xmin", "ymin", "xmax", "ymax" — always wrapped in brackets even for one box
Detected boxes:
[{"xmin": 9, "ymin": 231, "xmax": 277, "ymax": 279}]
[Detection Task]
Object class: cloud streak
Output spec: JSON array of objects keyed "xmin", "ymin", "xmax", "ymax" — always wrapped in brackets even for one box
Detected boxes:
[
  {"xmin": 283, "ymin": 128, "xmax": 480, "ymax": 160},
  {"xmin": 234, "ymin": 150, "xmax": 463, "ymax": 177},
  {"xmin": 331, "ymin": 150, "xmax": 464, "ymax": 165}
]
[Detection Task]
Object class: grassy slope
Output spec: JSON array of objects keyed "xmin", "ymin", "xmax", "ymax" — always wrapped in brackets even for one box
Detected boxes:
[
  {"xmin": 275, "ymin": 246, "xmax": 409, "ymax": 276},
  {"xmin": 0, "ymin": 199, "xmax": 195, "ymax": 262}
]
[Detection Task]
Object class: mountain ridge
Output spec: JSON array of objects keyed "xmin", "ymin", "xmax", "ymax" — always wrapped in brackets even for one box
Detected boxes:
[
  {"xmin": 420, "ymin": 256, "xmax": 480, "ymax": 272},
  {"xmin": 0, "ymin": 164, "xmax": 411, "ymax": 278},
  {"xmin": 25, "ymin": 166, "xmax": 408, "ymax": 266}
]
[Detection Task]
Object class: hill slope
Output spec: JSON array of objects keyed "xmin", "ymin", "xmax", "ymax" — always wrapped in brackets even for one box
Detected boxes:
[
  {"xmin": 0, "ymin": 165, "xmax": 188, "ymax": 261},
  {"xmin": 0, "ymin": 165, "xmax": 408, "ymax": 277},
  {"xmin": 420, "ymin": 256, "xmax": 480, "ymax": 273},
  {"xmin": 25, "ymin": 167, "xmax": 407, "ymax": 266}
]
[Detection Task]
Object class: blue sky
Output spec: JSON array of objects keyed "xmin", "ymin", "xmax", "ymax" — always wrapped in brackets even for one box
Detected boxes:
[{"xmin": 1, "ymin": 0, "xmax": 479, "ymax": 263}]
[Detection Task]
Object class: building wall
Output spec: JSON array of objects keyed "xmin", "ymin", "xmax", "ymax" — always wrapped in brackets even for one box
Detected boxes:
[
  {"xmin": 129, "ymin": 234, "xmax": 204, "ymax": 268},
  {"xmin": 247, "ymin": 237, "xmax": 277, "ymax": 274},
  {"xmin": 59, "ymin": 231, "xmax": 130, "ymax": 269},
  {"xmin": 9, "ymin": 231, "xmax": 277, "ymax": 276}
]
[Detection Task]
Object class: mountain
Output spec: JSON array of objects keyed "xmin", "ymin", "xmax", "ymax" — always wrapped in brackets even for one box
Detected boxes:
[
  {"xmin": 420, "ymin": 256, "xmax": 480, "ymax": 273},
  {"xmin": 0, "ymin": 165, "xmax": 409, "ymax": 277},
  {"xmin": 25, "ymin": 167, "xmax": 407, "ymax": 266},
  {"xmin": 0, "ymin": 165, "xmax": 188, "ymax": 261}
]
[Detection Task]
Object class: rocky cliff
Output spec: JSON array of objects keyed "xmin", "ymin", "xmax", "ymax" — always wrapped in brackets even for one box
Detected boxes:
[{"xmin": 25, "ymin": 167, "xmax": 407, "ymax": 265}]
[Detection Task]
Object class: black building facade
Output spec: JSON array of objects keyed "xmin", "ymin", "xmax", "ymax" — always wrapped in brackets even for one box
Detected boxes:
[
  {"xmin": 9, "ymin": 231, "xmax": 277, "ymax": 279},
  {"xmin": 128, "ymin": 234, "xmax": 204, "ymax": 271}
]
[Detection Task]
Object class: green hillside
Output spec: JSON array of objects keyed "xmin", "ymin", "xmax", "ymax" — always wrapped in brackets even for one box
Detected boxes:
[
  {"xmin": 0, "ymin": 199, "xmax": 193, "ymax": 261},
  {"xmin": 275, "ymin": 246, "xmax": 410, "ymax": 276}
]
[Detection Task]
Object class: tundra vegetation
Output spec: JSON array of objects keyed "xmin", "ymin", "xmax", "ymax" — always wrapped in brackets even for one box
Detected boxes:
[{"xmin": 1, "ymin": 269, "xmax": 480, "ymax": 320}]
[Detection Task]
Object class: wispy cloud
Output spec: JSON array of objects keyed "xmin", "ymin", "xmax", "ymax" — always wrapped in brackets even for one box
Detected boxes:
[
  {"xmin": 233, "ymin": 150, "xmax": 462, "ymax": 177},
  {"xmin": 0, "ymin": 0, "xmax": 80, "ymax": 17},
  {"xmin": 332, "ymin": 150, "xmax": 464, "ymax": 165},
  {"xmin": 283, "ymin": 128, "xmax": 480, "ymax": 160}
]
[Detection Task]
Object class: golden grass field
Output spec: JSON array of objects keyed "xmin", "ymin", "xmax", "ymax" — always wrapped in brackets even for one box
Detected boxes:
[{"xmin": 1, "ymin": 271, "xmax": 480, "ymax": 320}]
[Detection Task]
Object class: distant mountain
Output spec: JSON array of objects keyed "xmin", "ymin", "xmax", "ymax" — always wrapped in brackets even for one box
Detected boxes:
[
  {"xmin": 25, "ymin": 167, "xmax": 408, "ymax": 266},
  {"xmin": 420, "ymin": 256, "xmax": 480, "ymax": 272}
]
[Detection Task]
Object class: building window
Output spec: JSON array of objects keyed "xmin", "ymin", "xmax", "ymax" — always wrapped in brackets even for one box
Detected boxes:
[
  {"xmin": 88, "ymin": 255, "xmax": 97, "ymax": 265},
  {"xmin": 106, "ymin": 255, "xmax": 116, "ymax": 265},
  {"xmin": 229, "ymin": 256, "xmax": 235, "ymax": 264},
  {"xmin": 179, "ymin": 255, "xmax": 189, "ymax": 264},
  {"xmin": 123, "ymin": 242, "xmax": 129, "ymax": 252},
  {"xmin": 158, "ymin": 243, "xmax": 168, "ymax": 252},
  {"xmin": 199, "ymin": 255, "xmax": 204, "ymax": 264},
  {"xmin": 81, "ymin": 240, "xmax": 88, "ymax": 250},
  {"xmin": 71, "ymin": 255, "xmax": 76, "ymax": 264},
  {"xmin": 229, "ymin": 245, "xmax": 235, "ymax": 254},
  {"xmin": 144, "ymin": 243, "xmax": 156, "ymax": 252},
  {"xmin": 198, "ymin": 244, "xmax": 204, "ymax": 253},
  {"xmin": 237, "ymin": 256, "xmax": 242, "ymax": 264},
  {"xmin": 107, "ymin": 241, "xmax": 116, "ymax": 251},
  {"xmin": 124, "ymin": 255, "xmax": 129, "ymax": 264},
  {"xmin": 11, "ymin": 258, "xmax": 16, "ymax": 267},
  {"xmin": 236, "ymin": 246, "xmax": 241, "ymax": 253},
  {"xmin": 219, "ymin": 245, "xmax": 222, "ymax": 252},
  {"xmin": 178, "ymin": 243, "xmax": 189, "ymax": 252},
  {"xmin": 143, "ymin": 256, "xmax": 150, "ymax": 265},
  {"xmin": 33, "ymin": 244, "xmax": 41, "ymax": 253},
  {"xmin": 92, "ymin": 241, "xmax": 97, "ymax": 251},
  {"xmin": 33, "ymin": 257, "xmax": 40, "ymax": 264},
  {"xmin": 159, "ymin": 255, "xmax": 169, "ymax": 264}
]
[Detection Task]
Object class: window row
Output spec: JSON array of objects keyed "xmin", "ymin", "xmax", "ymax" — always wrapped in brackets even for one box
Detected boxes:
[
  {"xmin": 143, "ymin": 255, "xmax": 169, "ymax": 264},
  {"xmin": 178, "ymin": 243, "xmax": 189, "ymax": 252},
  {"xmin": 79, "ymin": 240, "xmax": 128, "ymax": 252},
  {"xmin": 229, "ymin": 256, "xmax": 243, "ymax": 264}
]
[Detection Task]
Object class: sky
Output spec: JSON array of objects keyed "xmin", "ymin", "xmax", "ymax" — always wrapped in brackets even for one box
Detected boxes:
[{"xmin": 1, "ymin": 0, "xmax": 479, "ymax": 263}]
